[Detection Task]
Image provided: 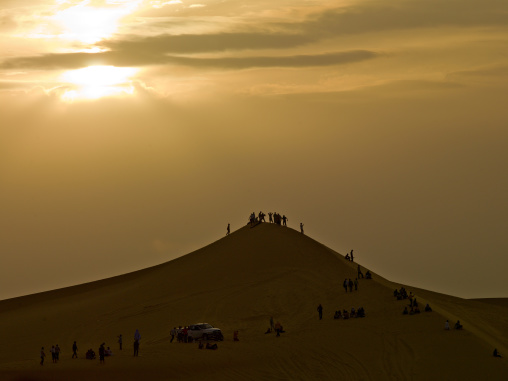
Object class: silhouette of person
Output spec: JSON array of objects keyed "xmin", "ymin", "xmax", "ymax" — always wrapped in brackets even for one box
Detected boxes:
[
  {"xmin": 357, "ymin": 265, "xmax": 364, "ymax": 279},
  {"xmin": 268, "ymin": 213, "xmax": 273, "ymax": 223},
  {"xmin": 282, "ymin": 215, "xmax": 288, "ymax": 226},
  {"xmin": 226, "ymin": 223, "xmax": 230, "ymax": 235},
  {"xmin": 134, "ymin": 329, "xmax": 141, "ymax": 356},
  {"xmin": 99, "ymin": 343, "xmax": 105, "ymax": 364},
  {"xmin": 343, "ymin": 279, "xmax": 348, "ymax": 293},
  {"xmin": 493, "ymin": 348, "xmax": 502, "ymax": 357},
  {"xmin": 40, "ymin": 347, "xmax": 45, "ymax": 366},
  {"xmin": 72, "ymin": 341, "xmax": 78, "ymax": 359},
  {"xmin": 118, "ymin": 334, "xmax": 122, "ymax": 350},
  {"xmin": 350, "ymin": 250, "xmax": 354, "ymax": 262},
  {"xmin": 300, "ymin": 223, "xmax": 304, "ymax": 234},
  {"xmin": 444, "ymin": 320, "xmax": 450, "ymax": 330},
  {"xmin": 317, "ymin": 304, "xmax": 323, "ymax": 320}
]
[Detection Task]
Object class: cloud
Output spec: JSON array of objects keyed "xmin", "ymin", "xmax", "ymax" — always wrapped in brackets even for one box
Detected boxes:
[
  {"xmin": 162, "ymin": 50, "xmax": 379, "ymax": 69},
  {"xmin": 1, "ymin": 50, "xmax": 379, "ymax": 70},
  {"xmin": 101, "ymin": 32, "xmax": 317, "ymax": 54},
  {"xmin": 447, "ymin": 66, "xmax": 508, "ymax": 79},
  {"xmin": 297, "ymin": 0, "xmax": 508, "ymax": 37},
  {"xmin": 2, "ymin": 0, "xmax": 507, "ymax": 71}
]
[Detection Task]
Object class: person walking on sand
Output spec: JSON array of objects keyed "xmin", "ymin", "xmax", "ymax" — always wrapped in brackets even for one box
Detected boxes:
[
  {"xmin": 99, "ymin": 343, "xmax": 105, "ymax": 364},
  {"xmin": 55, "ymin": 344, "xmax": 61, "ymax": 362},
  {"xmin": 317, "ymin": 304, "xmax": 323, "ymax": 320},
  {"xmin": 40, "ymin": 347, "xmax": 45, "ymax": 366},
  {"xmin": 357, "ymin": 265, "xmax": 364, "ymax": 279},
  {"xmin": 72, "ymin": 341, "xmax": 78, "ymax": 358},
  {"xmin": 134, "ymin": 329, "xmax": 141, "ymax": 356},
  {"xmin": 300, "ymin": 223, "xmax": 304, "ymax": 234},
  {"xmin": 226, "ymin": 223, "xmax": 230, "ymax": 235}
]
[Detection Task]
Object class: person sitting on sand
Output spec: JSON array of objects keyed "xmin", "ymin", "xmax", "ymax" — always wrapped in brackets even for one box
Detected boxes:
[
  {"xmin": 454, "ymin": 320, "xmax": 463, "ymax": 330},
  {"xmin": 365, "ymin": 271, "xmax": 372, "ymax": 279},
  {"xmin": 265, "ymin": 328, "xmax": 272, "ymax": 334},
  {"xmin": 105, "ymin": 347, "xmax": 113, "ymax": 356},
  {"xmin": 206, "ymin": 343, "xmax": 218, "ymax": 350},
  {"xmin": 274, "ymin": 321, "xmax": 282, "ymax": 336},
  {"xmin": 343, "ymin": 310, "xmax": 349, "ymax": 319},
  {"xmin": 334, "ymin": 310, "xmax": 342, "ymax": 319},
  {"xmin": 345, "ymin": 254, "xmax": 350, "ymax": 261},
  {"xmin": 425, "ymin": 304, "xmax": 432, "ymax": 312},
  {"xmin": 444, "ymin": 320, "xmax": 450, "ymax": 330},
  {"xmin": 414, "ymin": 306, "xmax": 421, "ymax": 314},
  {"xmin": 198, "ymin": 341, "xmax": 204, "ymax": 349},
  {"xmin": 357, "ymin": 307, "xmax": 365, "ymax": 318},
  {"xmin": 350, "ymin": 307, "xmax": 356, "ymax": 318},
  {"xmin": 403, "ymin": 307, "xmax": 408, "ymax": 315},
  {"xmin": 493, "ymin": 348, "xmax": 502, "ymax": 358}
]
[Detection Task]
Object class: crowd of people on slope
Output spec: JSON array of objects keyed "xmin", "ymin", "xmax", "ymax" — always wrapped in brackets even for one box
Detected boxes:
[
  {"xmin": 316, "ymin": 304, "xmax": 366, "ymax": 320},
  {"xmin": 40, "ymin": 329, "xmax": 140, "ymax": 366},
  {"xmin": 444, "ymin": 319, "xmax": 463, "ymax": 330},
  {"xmin": 334, "ymin": 307, "xmax": 366, "ymax": 319},
  {"xmin": 343, "ymin": 278, "xmax": 361, "ymax": 292},
  {"xmin": 170, "ymin": 326, "xmax": 194, "ymax": 343}
]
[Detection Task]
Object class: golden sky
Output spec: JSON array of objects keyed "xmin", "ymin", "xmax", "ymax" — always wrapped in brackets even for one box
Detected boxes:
[{"xmin": 1, "ymin": 0, "xmax": 507, "ymax": 300}]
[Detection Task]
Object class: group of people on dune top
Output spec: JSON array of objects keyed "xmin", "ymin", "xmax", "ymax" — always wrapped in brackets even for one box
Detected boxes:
[
  {"xmin": 227, "ymin": 211, "xmax": 306, "ymax": 235},
  {"xmin": 249, "ymin": 211, "xmax": 288, "ymax": 226},
  {"xmin": 40, "ymin": 329, "xmax": 140, "ymax": 366}
]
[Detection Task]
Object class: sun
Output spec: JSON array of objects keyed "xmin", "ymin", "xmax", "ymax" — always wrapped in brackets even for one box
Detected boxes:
[
  {"xmin": 60, "ymin": 65, "xmax": 138, "ymax": 101},
  {"xmin": 51, "ymin": 1, "xmax": 143, "ymax": 44}
]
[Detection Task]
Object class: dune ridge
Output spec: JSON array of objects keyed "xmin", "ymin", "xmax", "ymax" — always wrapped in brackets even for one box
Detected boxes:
[{"xmin": 0, "ymin": 223, "xmax": 506, "ymax": 380}]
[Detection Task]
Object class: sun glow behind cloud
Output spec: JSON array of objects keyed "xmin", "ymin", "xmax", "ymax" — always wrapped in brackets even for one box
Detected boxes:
[
  {"xmin": 51, "ymin": 0, "xmax": 143, "ymax": 44},
  {"xmin": 60, "ymin": 65, "xmax": 138, "ymax": 101}
]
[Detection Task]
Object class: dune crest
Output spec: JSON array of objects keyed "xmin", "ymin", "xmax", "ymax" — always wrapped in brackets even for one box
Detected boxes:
[{"xmin": 1, "ymin": 223, "xmax": 506, "ymax": 380}]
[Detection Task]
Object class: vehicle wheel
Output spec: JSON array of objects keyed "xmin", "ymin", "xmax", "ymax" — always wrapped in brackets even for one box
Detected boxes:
[{"xmin": 202, "ymin": 334, "xmax": 208, "ymax": 341}]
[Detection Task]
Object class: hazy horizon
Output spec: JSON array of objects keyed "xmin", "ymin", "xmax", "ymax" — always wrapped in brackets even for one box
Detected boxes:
[{"xmin": 1, "ymin": 0, "xmax": 507, "ymax": 301}]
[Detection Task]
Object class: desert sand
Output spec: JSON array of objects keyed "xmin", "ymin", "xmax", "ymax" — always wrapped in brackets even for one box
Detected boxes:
[{"xmin": 0, "ymin": 223, "xmax": 506, "ymax": 380}]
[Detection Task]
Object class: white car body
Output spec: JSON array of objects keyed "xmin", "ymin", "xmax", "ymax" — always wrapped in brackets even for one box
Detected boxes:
[{"xmin": 187, "ymin": 323, "xmax": 223, "ymax": 341}]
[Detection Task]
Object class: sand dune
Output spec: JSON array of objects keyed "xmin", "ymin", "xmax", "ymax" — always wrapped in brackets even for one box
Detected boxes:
[{"xmin": 0, "ymin": 223, "xmax": 506, "ymax": 380}]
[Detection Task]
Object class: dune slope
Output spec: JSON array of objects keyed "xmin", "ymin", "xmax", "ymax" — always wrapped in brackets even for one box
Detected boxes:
[{"xmin": 0, "ymin": 223, "xmax": 506, "ymax": 380}]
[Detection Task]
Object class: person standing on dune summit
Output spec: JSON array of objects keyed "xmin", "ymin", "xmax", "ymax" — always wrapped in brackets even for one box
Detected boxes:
[
  {"xmin": 317, "ymin": 304, "xmax": 323, "ymax": 320},
  {"xmin": 300, "ymin": 223, "xmax": 304, "ymax": 234},
  {"xmin": 226, "ymin": 223, "xmax": 230, "ymax": 235},
  {"xmin": 282, "ymin": 215, "xmax": 288, "ymax": 226}
]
